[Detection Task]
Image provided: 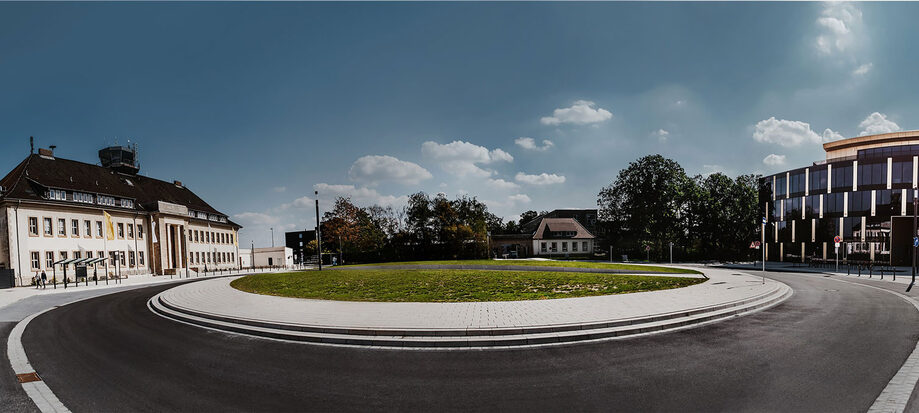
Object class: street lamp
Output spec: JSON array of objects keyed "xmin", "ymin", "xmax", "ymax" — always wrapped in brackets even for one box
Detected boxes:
[
  {"xmin": 315, "ymin": 190, "xmax": 322, "ymax": 271},
  {"xmin": 270, "ymin": 227, "xmax": 274, "ymax": 248}
]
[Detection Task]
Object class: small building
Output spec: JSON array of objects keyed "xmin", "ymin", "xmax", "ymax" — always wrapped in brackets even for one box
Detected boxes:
[
  {"xmin": 491, "ymin": 216, "xmax": 596, "ymax": 258},
  {"xmin": 285, "ymin": 230, "xmax": 316, "ymax": 264},
  {"xmin": 238, "ymin": 247, "xmax": 293, "ymax": 268}
]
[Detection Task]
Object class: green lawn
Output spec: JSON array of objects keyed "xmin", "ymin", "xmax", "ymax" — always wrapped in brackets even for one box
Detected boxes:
[
  {"xmin": 230, "ymin": 269, "xmax": 706, "ymax": 302},
  {"xmin": 340, "ymin": 259, "xmax": 700, "ymax": 274}
]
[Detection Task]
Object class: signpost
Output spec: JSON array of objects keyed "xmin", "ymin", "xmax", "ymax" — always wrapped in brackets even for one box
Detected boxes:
[
  {"xmin": 761, "ymin": 217, "xmax": 768, "ymax": 273},
  {"xmin": 834, "ymin": 235, "xmax": 841, "ymax": 273},
  {"xmin": 750, "ymin": 240, "xmax": 763, "ymax": 284}
]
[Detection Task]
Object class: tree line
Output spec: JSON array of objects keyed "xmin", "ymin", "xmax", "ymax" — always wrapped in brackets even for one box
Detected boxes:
[{"xmin": 311, "ymin": 154, "xmax": 760, "ymax": 264}]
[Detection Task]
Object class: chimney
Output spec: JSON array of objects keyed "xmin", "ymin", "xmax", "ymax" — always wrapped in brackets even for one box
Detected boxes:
[
  {"xmin": 174, "ymin": 180, "xmax": 183, "ymax": 188},
  {"xmin": 38, "ymin": 147, "xmax": 54, "ymax": 159}
]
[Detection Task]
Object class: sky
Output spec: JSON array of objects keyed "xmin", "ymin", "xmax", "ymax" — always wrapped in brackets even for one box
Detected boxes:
[{"xmin": 2, "ymin": 2, "xmax": 918, "ymax": 248}]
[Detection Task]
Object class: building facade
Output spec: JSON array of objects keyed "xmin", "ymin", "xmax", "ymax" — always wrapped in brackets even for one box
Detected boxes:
[
  {"xmin": 0, "ymin": 145, "xmax": 242, "ymax": 285},
  {"xmin": 285, "ymin": 230, "xmax": 317, "ymax": 264},
  {"xmin": 760, "ymin": 131, "xmax": 919, "ymax": 265},
  {"xmin": 492, "ymin": 216, "xmax": 596, "ymax": 258}
]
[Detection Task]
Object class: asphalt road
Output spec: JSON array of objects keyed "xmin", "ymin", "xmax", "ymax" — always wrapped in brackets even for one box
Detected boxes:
[{"xmin": 16, "ymin": 271, "xmax": 919, "ymax": 412}]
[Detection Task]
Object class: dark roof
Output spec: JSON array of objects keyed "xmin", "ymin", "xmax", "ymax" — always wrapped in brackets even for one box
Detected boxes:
[
  {"xmin": 0, "ymin": 154, "xmax": 235, "ymax": 226},
  {"xmin": 533, "ymin": 218, "xmax": 595, "ymax": 240}
]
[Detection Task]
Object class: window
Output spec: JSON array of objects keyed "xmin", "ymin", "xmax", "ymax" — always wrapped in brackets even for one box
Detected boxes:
[
  {"xmin": 86, "ymin": 251, "xmax": 93, "ymax": 259},
  {"xmin": 858, "ymin": 163, "xmax": 887, "ymax": 187},
  {"xmin": 109, "ymin": 252, "xmax": 117, "ymax": 266},
  {"xmin": 230, "ymin": 233, "xmax": 234, "ymax": 244},
  {"xmin": 47, "ymin": 189, "xmax": 66, "ymax": 201},
  {"xmin": 188, "ymin": 231, "xmax": 193, "ymax": 242},
  {"xmin": 139, "ymin": 251, "xmax": 145, "ymax": 266},
  {"xmin": 120, "ymin": 199, "xmax": 134, "ymax": 209},
  {"xmin": 73, "ymin": 251, "xmax": 81, "ymax": 260},
  {"xmin": 84, "ymin": 220, "xmax": 92, "ymax": 237},
  {"xmin": 71, "ymin": 219, "xmax": 79, "ymax": 237},
  {"xmin": 28, "ymin": 217, "xmax": 38, "ymax": 236},
  {"xmin": 137, "ymin": 224, "xmax": 144, "ymax": 239},
  {"xmin": 119, "ymin": 252, "xmax": 126, "ymax": 266},
  {"xmin": 207, "ymin": 252, "xmax": 212, "ymax": 263},
  {"xmin": 775, "ymin": 175, "xmax": 787, "ymax": 197},
  {"xmin": 57, "ymin": 218, "xmax": 66, "ymax": 237},
  {"xmin": 117, "ymin": 223, "xmax": 124, "ymax": 239},
  {"xmin": 59, "ymin": 251, "xmax": 68, "ymax": 269},
  {"xmin": 205, "ymin": 232, "xmax": 210, "ymax": 243},
  {"xmin": 74, "ymin": 192, "xmax": 93, "ymax": 203},
  {"xmin": 127, "ymin": 224, "xmax": 134, "ymax": 239},
  {"xmin": 849, "ymin": 191, "xmax": 871, "ymax": 214},
  {"xmin": 582, "ymin": 241, "xmax": 588, "ymax": 251},
  {"xmin": 45, "ymin": 252, "xmax": 54, "ymax": 268},
  {"xmin": 789, "ymin": 172, "xmax": 806, "ymax": 195},
  {"xmin": 832, "ymin": 164, "xmax": 853, "ymax": 189},
  {"xmin": 43, "ymin": 218, "xmax": 52, "ymax": 236},
  {"xmin": 196, "ymin": 252, "xmax": 200, "ymax": 263},
  {"xmin": 129, "ymin": 252, "xmax": 135, "ymax": 267},
  {"xmin": 194, "ymin": 231, "xmax": 199, "ymax": 242},
  {"xmin": 562, "ymin": 242, "xmax": 568, "ymax": 252},
  {"xmin": 96, "ymin": 221, "xmax": 103, "ymax": 238},
  {"xmin": 30, "ymin": 252, "xmax": 40, "ymax": 270},
  {"xmin": 572, "ymin": 242, "xmax": 578, "ymax": 252},
  {"xmin": 211, "ymin": 232, "xmax": 216, "ymax": 243},
  {"xmin": 893, "ymin": 161, "xmax": 913, "ymax": 185},
  {"xmin": 809, "ymin": 168, "xmax": 828, "ymax": 192},
  {"xmin": 97, "ymin": 251, "xmax": 104, "ymax": 264},
  {"xmin": 96, "ymin": 195, "xmax": 115, "ymax": 206},
  {"xmin": 551, "ymin": 242, "xmax": 557, "ymax": 252}
]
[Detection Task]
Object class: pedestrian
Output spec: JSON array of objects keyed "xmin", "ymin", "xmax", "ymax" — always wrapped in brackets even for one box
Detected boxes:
[
  {"xmin": 40, "ymin": 270, "xmax": 47, "ymax": 289},
  {"xmin": 34, "ymin": 273, "xmax": 39, "ymax": 289}
]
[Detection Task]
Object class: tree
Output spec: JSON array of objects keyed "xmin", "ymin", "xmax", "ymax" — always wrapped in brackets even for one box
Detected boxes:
[
  {"xmin": 598, "ymin": 155, "xmax": 692, "ymax": 261},
  {"xmin": 518, "ymin": 210, "xmax": 539, "ymax": 226}
]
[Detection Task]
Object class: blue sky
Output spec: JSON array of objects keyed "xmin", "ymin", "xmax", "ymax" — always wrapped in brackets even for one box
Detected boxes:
[{"xmin": 2, "ymin": 2, "xmax": 918, "ymax": 247}]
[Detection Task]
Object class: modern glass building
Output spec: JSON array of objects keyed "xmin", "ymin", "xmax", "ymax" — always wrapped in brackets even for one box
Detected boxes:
[{"xmin": 760, "ymin": 131, "xmax": 919, "ymax": 265}]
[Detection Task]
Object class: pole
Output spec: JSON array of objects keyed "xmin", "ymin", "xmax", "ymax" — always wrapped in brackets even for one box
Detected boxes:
[
  {"xmin": 910, "ymin": 189, "xmax": 917, "ymax": 292},
  {"xmin": 609, "ymin": 246, "xmax": 612, "ymax": 263},
  {"xmin": 271, "ymin": 227, "xmax": 274, "ymax": 248},
  {"xmin": 669, "ymin": 242, "xmax": 673, "ymax": 264},
  {"xmin": 315, "ymin": 191, "xmax": 322, "ymax": 271}
]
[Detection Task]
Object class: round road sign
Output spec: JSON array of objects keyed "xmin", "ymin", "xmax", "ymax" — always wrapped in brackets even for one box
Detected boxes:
[{"xmin": 833, "ymin": 235, "xmax": 841, "ymax": 243}]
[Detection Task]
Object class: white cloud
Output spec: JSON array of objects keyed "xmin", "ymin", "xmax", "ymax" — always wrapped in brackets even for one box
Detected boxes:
[
  {"xmin": 815, "ymin": 2, "xmax": 863, "ymax": 55},
  {"xmin": 233, "ymin": 212, "xmax": 281, "ymax": 227},
  {"xmin": 515, "ymin": 172, "xmax": 566, "ymax": 185},
  {"xmin": 279, "ymin": 195, "xmax": 313, "ymax": 210},
  {"xmin": 486, "ymin": 178, "xmax": 520, "ymax": 190},
  {"xmin": 514, "ymin": 137, "xmax": 554, "ymax": 151},
  {"xmin": 752, "ymin": 117, "xmax": 822, "ymax": 147},
  {"xmin": 853, "ymin": 62, "xmax": 872, "ymax": 76},
  {"xmin": 313, "ymin": 183, "xmax": 408, "ymax": 207},
  {"xmin": 540, "ymin": 100, "xmax": 612, "ymax": 125},
  {"xmin": 763, "ymin": 154, "xmax": 787, "ymax": 166},
  {"xmin": 654, "ymin": 129, "xmax": 670, "ymax": 142},
  {"xmin": 859, "ymin": 112, "xmax": 901, "ymax": 136},
  {"xmin": 348, "ymin": 155, "xmax": 432, "ymax": 186},
  {"xmin": 822, "ymin": 128, "xmax": 844, "ymax": 141},
  {"xmin": 273, "ymin": 186, "xmax": 286, "ymax": 193},
  {"xmin": 507, "ymin": 194, "xmax": 531, "ymax": 204},
  {"xmin": 421, "ymin": 140, "xmax": 513, "ymax": 177}
]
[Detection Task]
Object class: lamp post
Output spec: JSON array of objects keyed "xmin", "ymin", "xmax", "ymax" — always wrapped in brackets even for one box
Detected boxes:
[
  {"xmin": 315, "ymin": 190, "xmax": 322, "ymax": 271},
  {"xmin": 270, "ymin": 227, "xmax": 275, "ymax": 248}
]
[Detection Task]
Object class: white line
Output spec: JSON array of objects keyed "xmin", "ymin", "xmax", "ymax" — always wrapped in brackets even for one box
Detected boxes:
[{"xmin": 7, "ymin": 307, "xmax": 72, "ymax": 413}]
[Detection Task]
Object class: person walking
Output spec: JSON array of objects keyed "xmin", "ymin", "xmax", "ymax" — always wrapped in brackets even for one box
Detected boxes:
[
  {"xmin": 40, "ymin": 270, "xmax": 47, "ymax": 289},
  {"xmin": 34, "ymin": 273, "xmax": 39, "ymax": 289}
]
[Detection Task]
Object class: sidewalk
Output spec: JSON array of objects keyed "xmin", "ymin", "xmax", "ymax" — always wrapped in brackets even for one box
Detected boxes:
[
  {"xmin": 0, "ymin": 267, "xmax": 306, "ymax": 315},
  {"xmin": 718, "ymin": 261, "xmax": 917, "ymax": 286}
]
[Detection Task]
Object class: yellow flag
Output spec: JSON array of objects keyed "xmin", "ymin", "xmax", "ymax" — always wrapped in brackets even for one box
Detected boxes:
[{"xmin": 103, "ymin": 211, "xmax": 115, "ymax": 241}]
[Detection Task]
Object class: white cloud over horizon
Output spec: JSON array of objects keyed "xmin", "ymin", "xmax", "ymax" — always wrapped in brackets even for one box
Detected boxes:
[
  {"xmin": 515, "ymin": 172, "xmax": 566, "ymax": 185},
  {"xmin": 348, "ymin": 155, "xmax": 432, "ymax": 186},
  {"xmin": 422, "ymin": 140, "xmax": 513, "ymax": 177},
  {"xmin": 753, "ymin": 117, "xmax": 825, "ymax": 147},
  {"xmin": 859, "ymin": 112, "xmax": 901, "ymax": 136},
  {"xmin": 540, "ymin": 100, "xmax": 612, "ymax": 125},
  {"xmin": 763, "ymin": 154, "xmax": 787, "ymax": 166},
  {"xmin": 514, "ymin": 137, "xmax": 554, "ymax": 151}
]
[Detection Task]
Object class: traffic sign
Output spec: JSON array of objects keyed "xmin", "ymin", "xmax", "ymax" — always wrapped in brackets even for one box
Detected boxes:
[
  {"xmin": 913, "ymin": 237, "xmax": 918, "ymax": 248},
  {"xmin": 835, "ymin": 242, "xmax": 840, "ymax": 249},
  {"xmin": 749, "ymin": 241, "xmax": 761, "ymax": 249},
  {"xmin": 645, "ymin": 245, "xmax": 651, "ymax": 251},
  {"xmin": 762, "ymin": 217, "xmax": 767, "ymax": 225},
  {"xmin": 834, "ymin": 235, "xmax": 841, "ymax": 243}
]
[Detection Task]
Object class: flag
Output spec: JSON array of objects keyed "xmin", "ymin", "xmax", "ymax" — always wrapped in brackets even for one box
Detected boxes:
[
  {"xmin": 151, "ymin": 221, "xmax": 158, "ymax": 244},
  {"xmin": 103, "ymin": 211, "xmax": 115, "ymax": 241}
]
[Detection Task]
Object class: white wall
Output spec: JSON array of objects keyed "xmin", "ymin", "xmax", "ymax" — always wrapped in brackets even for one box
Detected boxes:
[{"xmin": 252, "ymin": 247, "xmax": 292, "ymax": 267}]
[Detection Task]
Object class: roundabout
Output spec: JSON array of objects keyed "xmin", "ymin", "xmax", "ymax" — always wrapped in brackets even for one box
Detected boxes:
[{"xmin": 148, "ymin": 263, "xmax": 791, "ymax": 348}]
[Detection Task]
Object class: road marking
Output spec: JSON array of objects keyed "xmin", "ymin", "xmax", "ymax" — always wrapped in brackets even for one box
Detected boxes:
[{"xmin": 7, "ymin": 307, "xmax": 72, "ymax": 413}]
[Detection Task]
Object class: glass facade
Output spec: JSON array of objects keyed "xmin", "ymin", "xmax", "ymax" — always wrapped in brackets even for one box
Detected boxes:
[{"xmin": 759, "ymin": 143, "xmax": 919, "ymax": 264}]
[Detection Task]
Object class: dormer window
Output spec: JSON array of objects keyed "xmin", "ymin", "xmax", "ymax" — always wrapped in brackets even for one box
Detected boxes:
[
  {"xmin": 47, "ymin": 189, "xmax": 66, "ymax": 201},
  {"xmin": 74, "ymin": 192, "xmax": 93, "ymax": 203},
  {"xmin": 120, "ymin": 199, "xmax": 134, "ymax": 209},
  {"xmin": 97, "ymin": 195, "xmax": 115, "ymax": 206}
]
